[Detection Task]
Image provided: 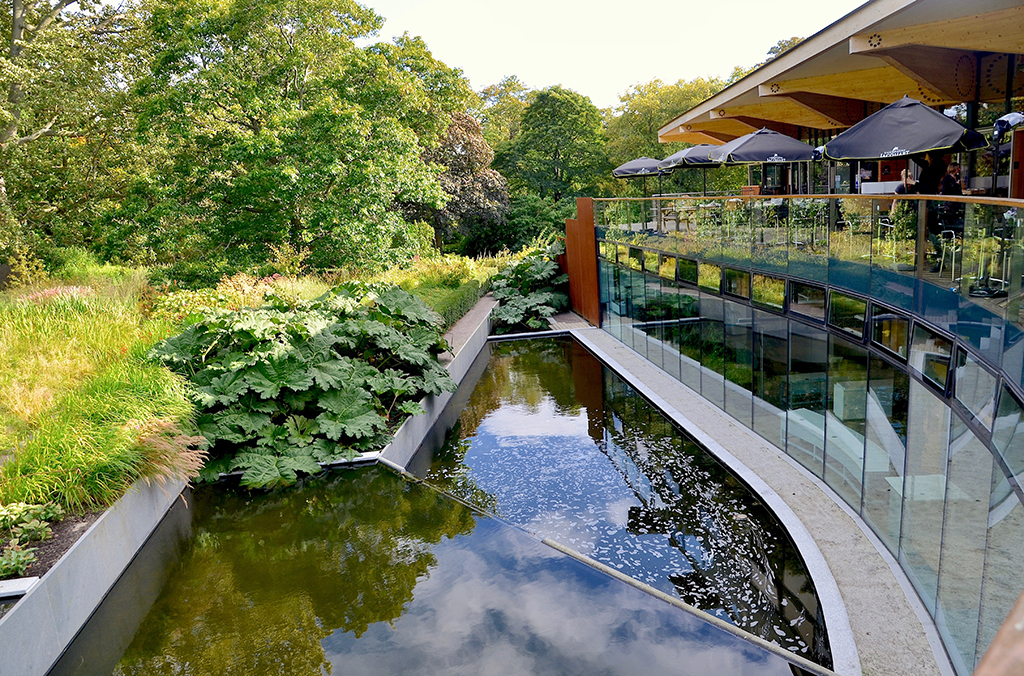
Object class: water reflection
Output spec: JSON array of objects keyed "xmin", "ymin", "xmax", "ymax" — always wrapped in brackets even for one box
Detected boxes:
[
  {"xmin": 86, "ymin": 466, "xmax": 816, "ymax": 676},
  {"xmin": 421, "ymin": 338, "xmax": 832, "ymax": 667}
]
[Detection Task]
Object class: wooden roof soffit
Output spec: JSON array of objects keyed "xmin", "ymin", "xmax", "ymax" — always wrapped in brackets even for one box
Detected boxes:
[
  {"xmin": 860, "ymin": 46, "xmax": 1024, "ymax": 104},
  {"xmin": 659, "ymin": 117, "xmax": 756, "ymax": 144},
  {"xmin": 849, "ymin": 5, "xmax": 1024, "ymax": 55},
  {"xmin": 658, "ymin": 128, "xmax": 737, "ymax": 144},
  {"xmin": 780, "ymin": 92, "xmax": 875, "ymax": 128},
  {"xmin": 713, "ymin": 98, "xmax": 851, "ymax": 130},
  {"xmin": 759, "ymin": 66, "xmax": 947, "ymax": 106}
]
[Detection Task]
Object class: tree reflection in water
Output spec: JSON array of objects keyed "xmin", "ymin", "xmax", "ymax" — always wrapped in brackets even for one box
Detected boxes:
[
  {"xmin": 114, "ymin": 468, "xmax": 476, "ymax": 676},
  {"xmin": 424, "ymin": 337, "xmax": 832, "ymax": 668}
]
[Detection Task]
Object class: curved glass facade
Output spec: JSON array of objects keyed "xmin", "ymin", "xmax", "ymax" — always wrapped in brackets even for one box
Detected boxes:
[{"xmin": 594, "ymin": 195, "xmax": 1024, "ymax": 676}]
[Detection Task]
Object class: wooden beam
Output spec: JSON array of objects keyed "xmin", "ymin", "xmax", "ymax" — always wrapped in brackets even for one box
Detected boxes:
[
  {"xmin": 760, "ymin": 66, "xmax": 948, "ymax": 105},
  {"xmin": 873, "ymin": 45, "xmax": 977, "ymax": 102},
  {"xmin": 710, "ymin": 98, "xmax": 838, "ymax": 130},
  {"xmin": 850, "ymin": 5, "xmax": 1024, "ymax": 55},
  {"xmin": 658, "ymin": 127, "xmax": 737, "ymax": 145},
  {"xmin": 782, "ymin": 92, "xmax": 873, "ymax": 128}
]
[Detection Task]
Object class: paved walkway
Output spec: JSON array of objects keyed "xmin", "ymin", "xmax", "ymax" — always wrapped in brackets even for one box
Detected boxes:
[{"xmin": 574, "ymin": 326, "xmax": 951, "ymax": 676}]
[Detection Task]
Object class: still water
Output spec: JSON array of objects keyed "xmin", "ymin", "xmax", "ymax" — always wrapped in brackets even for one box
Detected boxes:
[
  {"xmin": 50, "ymin": 337, "xmax": 831, "ymax": 675},
  {"xmin": 417, "ymin": 338, "xmax": 831, "ymax": 667}
]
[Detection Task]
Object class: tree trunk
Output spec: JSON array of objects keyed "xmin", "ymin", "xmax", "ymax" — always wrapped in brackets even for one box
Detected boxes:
[{"xmin": 3, "ymin": 0, "xmax": 26, "ymax": 144}]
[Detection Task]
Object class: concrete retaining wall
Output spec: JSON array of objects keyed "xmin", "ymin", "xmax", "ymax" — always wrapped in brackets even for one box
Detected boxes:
[
  {"xmin": 380, "ymin": 295, "xmax": 495, "ymax": 471},
  {"xmin": 0, "ymin": 479, "xmax": 186, "ymax": 676}
]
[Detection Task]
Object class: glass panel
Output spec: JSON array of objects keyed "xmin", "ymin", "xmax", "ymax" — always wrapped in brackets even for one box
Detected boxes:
[
  {"xmin": 977, "ymin": 467, "xmax": 1024, "ymax": 666},
  {"xmin": 723, "ymin": 268, "xmax": 751, "ymax": 298},
  {"xmin": 752, "ymin": 274, "xmax": 785, "ymax": 311},
  {"xmin": 599, "ymin": 241, "xmax": 615, "ymax": 261},
  {"xmin": 993, "ymin": 386, "xmax": 1024, "ymax": 484},
  {"xmin": 789, "ymin": 281, "xmax": 827, "ymax": 321},
  {"xmin": 627, "ymin": 247, "xmax": 644, "ymax": 271},
  {"xmin": 643, "ymin": 250, "xmax": 659, "ymax": 275},
  {"xmin": 824, "ymin": 336, "xmax": 868, "ymax": 509},
  {"xmin": 700, "ymin": 293, "xmax": 725, "ymax": 410},
  {"xmin": 871, "ymin": 306, "xmax": 910, "ymax": 360},
  {"xmin": 642, "ymin": 270, "xmax": 664, "ymax": 369},
  {"xmin": 789, "ymin": 198, "xmax": 829, "ymax": 283},
  {"xmin": 935, "ymin": 418, "xmax": 992, "ymax": 675},
  {"xmin": 830, "ymin": 197, "xmax": 872, "ymax": 295},
  {"xmin": 618, "ymin": 244, "xmax": 630, "ymax": 267},
  {"xmin": 952, "ymin": 350, "xmax": 997, "ymax": 431},
  {"xmin": 656, "ymin": 254, "xmax": 676, "ymax": 280},
  {"xmin": 698, "ymin": 263, "xmax": 721, "ymax": 293},
  {"xmin": 673, "ymin": 288, "xmax": 702, "ymax": 392},
  {"xmin": 724, "ymin": 301, "xmax": 753, "ymax": 428},
  {"xmin": 828, "ymin": 291, "xmax": 867, "ymax": 339},
  {"xmin": 659, "ymin": 274, "xmax": 682, "ymax": 382},
  {"xmin": 899, "ymin": 379, "xmax": 951, "ymax": 612},
  {"xmin": 910, "ymin": 325, "xmax": 953, "ymax": 392},
  {"xmin": 677, "ymin": 258, "xmax": 698, "ymax": 285},
  {"xmin": 722, "ymin": 199, "xmax": 752, "ymax": 267},
  {"xmin": 695, "ymin": 202, "xmax": 722, "ymax": 261},
  {"xmin": 752, "ymin": 198, "xmax": 789, "ymax": 274},
  {"xmin": 863, "ymin": 356, "xmax": 910, "ymax": 554},
  {"xmin": 873, "ymin": 197, "xmax": 918, "ymax": 275},
  {"xmin": 787, "ymin": 322, "xmax": 828, "ymax": 477},
  {"xmin": 752, "ymin": 310, "xmax": 789, "ymax": 449}
]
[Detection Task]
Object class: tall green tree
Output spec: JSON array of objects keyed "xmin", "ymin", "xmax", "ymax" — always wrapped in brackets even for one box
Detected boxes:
[
  {"xmin": 604, "ymin": 77, "xmax": 725, "ymax": 169},
  {"xmin": 493, "ymin": 85, "xmax": 607, "ymax": 202},
  {"xmin": 399, "ymin": 111, "xmax": 509, "ymax": 249},
  {"xmin": 478, "ymin": 75, "xmax": 532, "ymax": 148},
  {"xmin": 127, "ymin": 0, "xmax": 471, "ymax": 272},
  {"xmin": 1, "ymin": 0, "xmax": 145, "ymax": 258}
]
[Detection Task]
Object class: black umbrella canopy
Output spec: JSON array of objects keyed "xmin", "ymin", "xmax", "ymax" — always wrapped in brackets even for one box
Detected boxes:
[
  {"xmin": 823, "ymin": 96, "xmax": 988, "ymax": 161},
  {"xmin": 710, "ymin": 128, "xmax": 815, "ymax": 165},
  {"xmin": 612, "ymin": 157, "xmax": 664, "ymax": 178},
  {"xmin": 657, "ymin": 144, "xmax": 721, "ymax": 170}
]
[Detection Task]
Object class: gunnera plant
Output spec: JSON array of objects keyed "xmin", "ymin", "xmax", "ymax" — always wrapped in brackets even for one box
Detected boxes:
[
  {"xmin": 490, "ymin": 241, "xmax": 569, "ymax": 334},
  {"xmin": 148, "ymin": 283, "xmax": 456, "ymax": 489}
]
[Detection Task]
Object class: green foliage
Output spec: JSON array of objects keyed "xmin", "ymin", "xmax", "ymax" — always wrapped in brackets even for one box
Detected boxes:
[
  {"xmin": 0, "ymin": 502, "xmax": 64, "ymax": 531},
  {"xmin": 490, "ymin": 241, "xmax": 569, "ymax": 334},
  {"xmin": 149, "ymin": 284, "xmax": 456, "ymax": 488},
  {"xmin": 419, "ymin": 279, "xmax": 483, "ymax": 329},
  {"xmin": 0, "ymin": 541, "xmax": 36, "ymax": 579},
  {"xmin": 460, "ymin": 193, "xmax": 571, "ymax": 258},
  {"xmin": 478, "ymin": 75, "xmax": 534, "ymax": 148},
  {"xmin": 493, "ymin": 86, "xmax": 608, "ymax": 201},
  {"xmin": 12, "ymin": 518, "xmax": 50, "ymax": 543}
]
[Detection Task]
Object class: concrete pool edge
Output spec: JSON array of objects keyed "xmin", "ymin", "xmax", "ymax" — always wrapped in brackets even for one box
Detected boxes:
[
  {"xmin": 0, "ymin": 478, "xmax": 186, "ymax": 676},
  {"xmin": 570, "ymin": 327, "xmax": 863, "ymax": 676}
]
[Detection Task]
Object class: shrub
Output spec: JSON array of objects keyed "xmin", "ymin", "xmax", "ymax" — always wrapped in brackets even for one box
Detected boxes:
[
  {"xmin": 0, "ymin": 541, "xmax": 36, "ymax": 578},
  {"xmin": 148, "ymin": 284, "xmax": 457, "ymax": 489},
  {"xmin": 490, "ymin": 240, "xmax": 569, "ymax": 334},
  {"xmin": 418, "ymin": 279, "xmax": 483, "ymax": 329}
]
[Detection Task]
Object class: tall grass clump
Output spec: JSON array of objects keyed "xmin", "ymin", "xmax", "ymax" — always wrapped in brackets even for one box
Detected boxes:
[{"xmin": 0, "ymin": 272, "xmax": 201, "ymax": 511}]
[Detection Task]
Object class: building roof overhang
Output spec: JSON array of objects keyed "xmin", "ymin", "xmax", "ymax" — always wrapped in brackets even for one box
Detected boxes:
[{"xmin": 659, "ymin": 0, "xmax": 1024, "ymax": 144}]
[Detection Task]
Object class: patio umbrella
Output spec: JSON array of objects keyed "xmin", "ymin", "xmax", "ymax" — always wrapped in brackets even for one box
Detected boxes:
[
  {"xmin": 823, "ymin": 96, "xmax": 988, "ymax": 161},
  {"xmin": 658, "ymin": 144, "xmax": 721, "ymax": 195},
  {"xmin": 613, "ymin": 156, "xmax": 668, "ymax": 196},
  {"xmin": 612, "ymin": 157, "xmax": 663, "ymax": 177},
  {"xmin": 710, "ymin": 128, "xmax": 815, "ymax": 165}
]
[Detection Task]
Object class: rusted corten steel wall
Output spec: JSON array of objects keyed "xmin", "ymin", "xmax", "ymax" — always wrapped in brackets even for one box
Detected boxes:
[{"xmin": 563, "ymin": 197, "xmax": 601, "ymax": 326}]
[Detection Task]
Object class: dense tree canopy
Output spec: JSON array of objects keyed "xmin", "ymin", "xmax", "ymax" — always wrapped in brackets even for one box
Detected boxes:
[
  {"xmin": 478, "ymin": 75, "xmax": 532, "ymax": 148},
  {"xmin": 493, "ymin": 86, "xmax": 607, "ymax": 202},
  {"xmin": 400, "ymin": 111, "xmax": 509, "ymax": 248}
]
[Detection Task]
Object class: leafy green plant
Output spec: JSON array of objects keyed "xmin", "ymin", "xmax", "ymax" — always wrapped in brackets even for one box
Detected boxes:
[
  {"xmin": 0, "ymin": 541, "xmax": 36, "ymax": 579},
  {"xmin": 0, "ymin": 502, "xmax": 63, "ymax": 531},
  {"xmin": 149, "ymin": 284, "xmax": 457, "ymax": 489},
  {"xmin": 12, "ymin": 518, "xmax": 51, "ymax": 543},
  {"xmin": 490, "ymin": 241, "xmax": 569, "ymax": 334}
]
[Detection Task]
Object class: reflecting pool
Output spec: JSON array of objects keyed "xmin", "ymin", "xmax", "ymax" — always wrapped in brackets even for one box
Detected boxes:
[
  {"xmin": 418, "ymin": 337, "xmax": 832, "ymax": 667},
  {"xmin": 53, "ymin": 468, "xmax": 822, "ymax": 676}
]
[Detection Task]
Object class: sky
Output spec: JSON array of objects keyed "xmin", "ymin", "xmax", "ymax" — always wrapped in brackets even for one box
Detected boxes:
[{"xmin": 358, "ymin": 0, "xmax": 868, "ymax": 109}]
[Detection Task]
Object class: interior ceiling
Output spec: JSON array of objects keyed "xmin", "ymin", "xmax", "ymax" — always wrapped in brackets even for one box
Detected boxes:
[{"xmin": 658, "ymin": 0, "xmax": 1024, "ymax": 145}]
